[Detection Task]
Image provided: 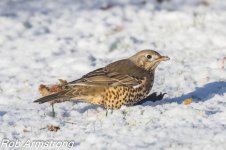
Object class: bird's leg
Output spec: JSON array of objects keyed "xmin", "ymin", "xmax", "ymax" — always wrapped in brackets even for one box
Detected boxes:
[
  {"xmin": 105, "ymin": 108, "xmax": 109, "ymax": 117},
  {"xmin": 51, "ymin": 103, "xmax": 55, "ymax": 117},
  {"xmin": 105, "ymin": 108, "xmax": 108, "ymax": 117},
  {"xmin": 106, "ymin": 108, "xmax": 113, "ymax": 116},
  {"xmin": 105, "ymin": 108, "xmax": 114, "ymax": 116}
]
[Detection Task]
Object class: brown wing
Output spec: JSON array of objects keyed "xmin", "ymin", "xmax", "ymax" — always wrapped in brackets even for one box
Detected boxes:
[{"xmin": 68, "ymin": 68, "xmax": 141, "ymax": 87}]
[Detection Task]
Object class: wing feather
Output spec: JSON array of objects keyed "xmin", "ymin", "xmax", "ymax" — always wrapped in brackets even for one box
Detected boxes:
[{"xmin": 68, "ymin": 68, "xmax": 141, "ymax": 87}]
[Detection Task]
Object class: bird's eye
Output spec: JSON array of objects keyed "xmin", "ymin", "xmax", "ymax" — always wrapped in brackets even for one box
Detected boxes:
[{"xmin": 146, "ymin": 55, "xmax": 152, "ymax": 59}]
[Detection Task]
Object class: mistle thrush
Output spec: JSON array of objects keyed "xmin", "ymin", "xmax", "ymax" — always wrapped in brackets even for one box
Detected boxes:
[{"xmin": 34, "ymin": 50, "xmax": 169, "ymax": 109}]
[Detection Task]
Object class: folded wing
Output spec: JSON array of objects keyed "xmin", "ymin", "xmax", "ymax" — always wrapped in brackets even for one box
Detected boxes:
[{"xmin": 68, "ymin": 68, "xmax": 141, "ymax": 87}]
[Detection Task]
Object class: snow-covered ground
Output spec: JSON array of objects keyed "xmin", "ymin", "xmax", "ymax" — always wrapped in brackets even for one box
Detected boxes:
[{"xmin": 0, "ymin": 0, "xmax": 226, "ymax": 149}]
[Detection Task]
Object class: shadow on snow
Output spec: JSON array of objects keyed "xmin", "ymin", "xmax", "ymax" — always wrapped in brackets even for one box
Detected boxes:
[{"xmin": 141, "ymin": 81, "xmax": 226, "ymax": 106}]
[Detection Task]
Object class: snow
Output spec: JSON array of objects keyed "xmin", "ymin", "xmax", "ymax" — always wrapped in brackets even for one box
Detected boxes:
[{"xmin": 0, "ymin": 0, "xmax": 226, "ymax": 149}]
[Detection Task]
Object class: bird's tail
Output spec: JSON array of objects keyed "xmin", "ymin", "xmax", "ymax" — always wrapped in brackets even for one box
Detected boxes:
[{"xmin": 34, "ymin": 92, "xmax": 66, "ymax": 104}]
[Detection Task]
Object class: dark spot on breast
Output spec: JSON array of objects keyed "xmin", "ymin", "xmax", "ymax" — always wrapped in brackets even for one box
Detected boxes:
[{"xmin": 112, "ymin": 90, "xmax": 115, "ymax": 95}]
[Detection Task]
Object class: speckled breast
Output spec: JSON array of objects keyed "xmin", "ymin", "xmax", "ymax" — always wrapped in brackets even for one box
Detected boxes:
[{"xmin": 102, "ymin": 76, "xmax": 153, "ymax": 109}]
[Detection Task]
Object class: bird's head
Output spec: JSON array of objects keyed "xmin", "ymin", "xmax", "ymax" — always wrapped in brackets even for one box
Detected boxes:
[{"xmin": 129, "ymin": 49, "xmax": 170, "ymax": 72}]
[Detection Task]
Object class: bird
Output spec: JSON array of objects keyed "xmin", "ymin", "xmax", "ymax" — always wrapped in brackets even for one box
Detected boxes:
[{"xmin": 34, "ymin": 49, "xmax": 169, "ymax": 115}]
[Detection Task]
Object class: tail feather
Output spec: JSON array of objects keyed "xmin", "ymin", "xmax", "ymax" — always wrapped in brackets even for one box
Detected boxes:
[{"xmin": 34, "ymin": 93, "xmax": 64, "ymax": 104}]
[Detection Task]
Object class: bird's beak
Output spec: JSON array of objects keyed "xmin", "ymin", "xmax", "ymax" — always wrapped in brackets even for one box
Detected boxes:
[{"xmin": 156, "ymin": 56, "xmax": 170, "ymax": 62}]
